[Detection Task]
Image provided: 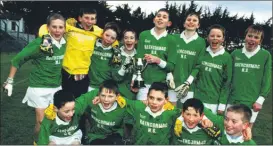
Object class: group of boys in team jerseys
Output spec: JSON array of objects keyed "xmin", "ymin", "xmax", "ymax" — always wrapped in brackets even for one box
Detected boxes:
[{"xmin": 3, "ymin": 7, "xmax": 271, "ymax": 145}]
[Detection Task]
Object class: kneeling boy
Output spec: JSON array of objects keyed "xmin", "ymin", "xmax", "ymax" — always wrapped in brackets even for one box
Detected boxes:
[
  {"xmin": 172, "ymin": 98, "xmax": 215, "ymax": 145},
  {"xmin": 204, "ymin": 104, "xmax": 256, "ymax": 145},
  {"xmin": 37, "ymin": 89, "xmax": 98, "ymax": 145}
]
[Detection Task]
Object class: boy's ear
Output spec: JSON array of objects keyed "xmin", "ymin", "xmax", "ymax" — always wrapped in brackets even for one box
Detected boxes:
[
  {"xmin": 166, "ymin": 96, "xmax": 169, "ymax": 101},
  {"xmin": 78, "ymin": 16, "xmax": 82, "ymax": 22},
  {"xmin": 167, "ymin": 21, "xmax": 172, "ymax": 27},
  {"xmin": 242, "ymin": 122, "xmax": 250, "ymax": 130},
  {"xmin": 181, "ymin": 111, "xmax": 184, "ymax": 116}
]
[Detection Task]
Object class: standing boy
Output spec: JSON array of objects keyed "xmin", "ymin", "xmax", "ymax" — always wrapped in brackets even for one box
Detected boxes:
[
  {"xmin": 168, "ymin": 12, "xmax": 206, "ymax": 105},
  {"xmin": 228, "ymin": 24, "xmax": 272, "ymax": 128},
  {"xmin": 134, "ymin": 8, "xmax": 177, "ymax": 101}
]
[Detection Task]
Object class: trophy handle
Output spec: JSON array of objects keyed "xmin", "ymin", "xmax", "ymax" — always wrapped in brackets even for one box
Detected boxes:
[{"xmin": 141, "ymin": 58, "xmax": 148, "ymax": 72}]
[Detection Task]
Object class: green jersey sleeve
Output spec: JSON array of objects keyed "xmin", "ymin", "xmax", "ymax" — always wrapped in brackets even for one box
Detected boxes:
[
  {"xmin": 37, "ymin": 118, "xmax": 51, "ymax": 145},
  {"xmin": 204, "ymin": 108, "xmax": 224, "ymax": 128},
  {"xmin": 219, "ymin": 54, "xmax": 233, "ymax": 105},
  {"xmin": 260, "ymin": 50, "xmax": 272, "ymax": 98},
  {"xmin": 122, "ymin": 97, "xmax": 146, "ymax": 116},
  {"xmin": 75, "ymin": 89, "xmax": 99, "ymax": 115},
  {"xmin": 136, "ymin": 32, "xmax": 144, "ymax": 58},
  {"xmin": 164, "ymin": 35, "xmax": 177, "ymax": 72},
  {"xmin": 11, "ymin": 38, "xmax": 42, "ymax": 68},
  {"xmin": 190, "ymin": 57, "xmax": 202, "ymax": 78}
]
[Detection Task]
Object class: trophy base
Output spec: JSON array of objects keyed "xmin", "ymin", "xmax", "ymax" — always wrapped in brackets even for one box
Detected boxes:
[{"xmin": 133, "ymin": 80, "xmax": 145, "ymax": 88}]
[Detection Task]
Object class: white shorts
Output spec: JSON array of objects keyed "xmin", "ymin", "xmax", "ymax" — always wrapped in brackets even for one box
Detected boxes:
[
  {"xmin": 226, "ymin": 104, "xmax": 259, "ymax": 123},
  {"xmin": 136, "ymin": 84, "xmax": 151, "ymax": 100},
  {"xmin": 203, "ymin": 103, "xmax": 218, "ymax": 114},
  {"xmin": 168, "ymin": 90, "xmax": 194, "ymax": 103},
  {"xmin": 22, "ymin": 86, "xmax": 62, "ymax": 108},
  {"xmin": 49, "ymin": 129, "xmax": 82, "ymax": 145}
]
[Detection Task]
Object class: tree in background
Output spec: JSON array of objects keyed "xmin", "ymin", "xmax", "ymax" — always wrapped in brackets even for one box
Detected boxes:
[{"xmin": 1, "ymin": 1, "xmax": 272, "ymax": 51}]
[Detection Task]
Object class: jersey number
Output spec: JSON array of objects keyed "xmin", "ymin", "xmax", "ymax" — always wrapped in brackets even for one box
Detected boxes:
[
  {"xmin": 242, "ymin": 68, "xmax": 249, "ymax": 72},
  {"xmin": 181, "ymin": 54, "xmax": 187, "ymax": 59}
]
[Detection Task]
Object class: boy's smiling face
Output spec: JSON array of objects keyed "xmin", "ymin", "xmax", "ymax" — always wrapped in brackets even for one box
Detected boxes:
[
  {"xmin": 153, "ymin": 11, "xmax": 171, "ymax": 30},
  {"xmin": 57, "ymin": 101, "xmax": 75, "ymax": 122},
  {"xmin": 99, "ymin": 88, "xmax": 118, "ymax": 110},
  {"xmin": 123, "ymin": 31, "xmax": 137, "ymax": 51},
  {"xmin": 78, "ymin": 13, "xmax": 97, "ymax": 30},
  {"xmin": 244, "ymin": 31, "xmax": 262, "ymax": 52},
  {"xmin": 102, "ymin": 29, "xmax": 117, "ymax": 47},
  {"xmin": 147, "ymin": 89, "xmax": 167, "ymax": 113},
  {"xmin": 224, "ymin": 111, "xmax": 248, "ymax": 136},
  {"xmin": 184, "ymin": 14, "xmax": 200, "ymax": 31},
  {"xmin": 48, "ymin": 19, "xmax": 65, "ymax": 42},
  {"xmin": 207, "ymin": 28, "xmax": 224, "ymax": 50},
  {"xmin": 182, "ymin": 107, "xmax": 203, "ymax": 129}
]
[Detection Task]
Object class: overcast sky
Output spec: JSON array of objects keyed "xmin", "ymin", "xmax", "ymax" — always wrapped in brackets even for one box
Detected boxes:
[{"xmin": 107, "ymin": 1, "xmax": 272, "ymax": 23}]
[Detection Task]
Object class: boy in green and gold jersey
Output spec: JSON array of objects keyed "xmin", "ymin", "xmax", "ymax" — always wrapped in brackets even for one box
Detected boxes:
[
  {"xmin": 172, "ymin": 98, "xmax": 214, "ymax": 145},
  {"xmin": 37, "ymin": 89, "xmax": 98, "ymax": 145},
  {"xmin": 86, "ymin": 79, "xmax": 128, "ymax": 145},
  {"xmin": 3, "ymin": 13, "xmax": 66, "ymax": 140},
  {"xmin": 204, "ymin": 104, "xmax": 256, "ymax": 145}
]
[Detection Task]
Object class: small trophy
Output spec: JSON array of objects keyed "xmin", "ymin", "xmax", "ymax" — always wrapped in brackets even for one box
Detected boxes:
[{"xmin": 132, "ymin": 58, "xmax": 147, "ymax": 88}]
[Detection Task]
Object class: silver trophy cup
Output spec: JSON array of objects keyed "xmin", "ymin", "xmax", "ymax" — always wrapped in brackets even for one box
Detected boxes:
[{"xmin": 133, "ymin": 58, "xmax": 147, "ymax": 88}]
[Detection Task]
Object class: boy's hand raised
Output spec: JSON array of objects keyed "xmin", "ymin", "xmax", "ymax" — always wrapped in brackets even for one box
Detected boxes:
[
  {"xmin": 144, "ymin": 54, "xmax": 161, "ymax": 64},
  {"xmin": 92, "ymin": 96, "xmax": 100, "ymax": 105},
  {"xmin": 201, "ymin": 119, "xmax": 213, "ymax": 128},
  {"xmin": 243, "ymin": 126, "xmax": 252, "ymax": 141},
  {"xmin": 252, "ymin": 102, "xmax": 262, "ymax": 112}
]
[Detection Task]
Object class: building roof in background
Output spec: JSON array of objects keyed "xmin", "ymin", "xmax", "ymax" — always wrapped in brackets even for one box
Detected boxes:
[{"xmin": 0, "ymin": 13, "xmax": 23, "ymax": 20}]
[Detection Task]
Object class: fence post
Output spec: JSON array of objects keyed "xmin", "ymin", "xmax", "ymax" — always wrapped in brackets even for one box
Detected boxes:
[
  {"xmin": 0, "ymin": 20, "xmax": 7, "ymax": 32},
  {"xmin": 15, "ymin": 23, "xmax": 19, "ymax": 39}
]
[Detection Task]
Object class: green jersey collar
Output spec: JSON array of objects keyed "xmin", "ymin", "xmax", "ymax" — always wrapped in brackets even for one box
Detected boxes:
[
  {"xmin": 96, "ymin": 39, "xmax": 112, "ymax": 50},
  {"xmin": 145, "ymin": 106, "xmax": 165, "ymax": 118},
  {"xmin": 120, "ymin": 45, "xmax": 136, "ymax": 57},
  {"xmin": 177, "ymin": 115, "xmax": 201, "ymax": 133},
  {"xmin": 98, "ymin": 102, "xmax": 118, "ymax": 113},
  {"xmin": 49, "ymin": 34, "xmax": 66, "ymax": 49},
  {"xmin": 206, "ymin": 46, "xmax": 225, "ymax": 57},
  {"xmin": 55, "ymin": 114, "xmax": 70, "ymax": 125},
  {"xmin": 150, "ymin": 27, "xmax": 168, "ymax": 40},
  {"xmin": 242, "ymin": 45, "xmax": 261, "ymax": 58},
  {"xmin": 180, "ymin": 31, "xmax": 198, "ymax": 44},
  {"xmin": 224, "ymin": 131, "xmax": 244, "ymax": 143}
]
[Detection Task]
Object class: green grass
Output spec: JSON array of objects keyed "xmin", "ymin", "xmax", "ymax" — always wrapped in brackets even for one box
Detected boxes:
[{"xmin": 0, "ymin": 52, "xmax": 272, "ymax": 144}]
